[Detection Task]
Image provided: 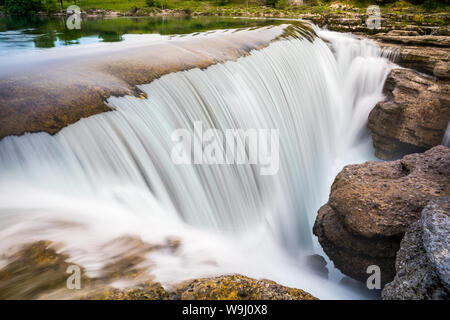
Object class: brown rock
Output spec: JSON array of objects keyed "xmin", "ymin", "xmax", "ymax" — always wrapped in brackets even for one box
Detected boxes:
[
  {"xmin": 0, "ymin": 241, "xmax": 89, "ymax": 299},
  {"xmin": 313, "ymin": 146, "xmax": 450, "ymax": 285},
  {"xmin": 382, "ymin": 196, "xmax": 450, "ymax": 300},
  {"xmin": 368, "ymin": 68, "xmax": 450, "ymax": 160},
  {"xmin": 378, "ymin": 42, "xmax": 450, "ymax": 80},
  {"xmin": 375, "ymin": 33, "xmax": 450, "ymax": 47},
  {"xmin": 0, "ymin": 240, "xmax": 316, "ymax": 300},
  {"xmin": 170, "ymin": 274, "xmax": 317, "ymax": 300},
  {"xmin": 314, "ymin": 204, "xmax": 398, "ymax": 285}
]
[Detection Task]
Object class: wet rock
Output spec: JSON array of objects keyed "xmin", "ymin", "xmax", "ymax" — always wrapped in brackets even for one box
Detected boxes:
[
  {"xmin": 304, "ymin": 254, "xmax": 328, "ymax": 278},
  {"xmin": 382, "ymin": 196, "xmax": 449, "ymax": 300},
  {"xmin": 0, "ymin": 241, "xmax": 89, "ymax": 299},
  {"xmin": 170, "ymin": 275, "xmax": 317, "ymax": 300},
  {"xmin": 339, "ymin": 276, "xmax": 381, "ymax": 298},
  {"xmin": 313, "ymin": 146, "xmax": 450, "ymax": 286},
  {"xmin": 0, "ymin": 239, "xmax": 316, "ymax": 300},
  {"xmin": 368, "ymin": 68, "xmax": 450, "ymax": 160},
  {"xmin": 97, "ymin": 235, "xmax": 158, "ymax": 282},
  {"xmin": 314, "ymin": 204, "xmax": 398, "ymax": 286}
]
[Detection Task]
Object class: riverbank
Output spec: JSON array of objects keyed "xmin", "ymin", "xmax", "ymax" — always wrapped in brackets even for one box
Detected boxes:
[
  {"xmin": 65, "ymin": 7, "xmax": 450, "ymax": 34},
  {"xmin": 2, "ymin": 1, "xmax": 450, "ymax": 30}
]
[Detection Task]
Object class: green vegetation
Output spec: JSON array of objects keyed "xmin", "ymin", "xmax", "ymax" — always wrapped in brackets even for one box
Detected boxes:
[
  {"xmin": 3, "ymin": 0, "xmax": 63, "ymax": 15},
  {"xmin": 4, "ymin": 0, "xmax": 43, "ymax": 15},
  {"xmin": 65, "ymin": 0, "xmax": 450, "ymax": 15},
  {"xmin": 1, "ymin": 0, "xmax": 449, "ymax": 16}
]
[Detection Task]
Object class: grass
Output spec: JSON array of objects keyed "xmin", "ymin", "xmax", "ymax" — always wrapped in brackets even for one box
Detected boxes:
[
  {"xmin": 26, "ymin": 0, "xmax": 450, "ymax": 16},
  {"xmin": 63, "ymin": 0, "xmax": 148, "ymax": 11}
]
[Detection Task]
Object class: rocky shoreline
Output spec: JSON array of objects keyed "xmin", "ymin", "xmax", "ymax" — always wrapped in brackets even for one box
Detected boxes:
[{"xmin": 5, "ymin": 4, "xmax": 448, "ymax": 35}]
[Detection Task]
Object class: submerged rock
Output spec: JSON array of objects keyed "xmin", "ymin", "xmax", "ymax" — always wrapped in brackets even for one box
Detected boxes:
[
  {"xmin": 382, "ymin": 196, "xmax": 449, "ymax": 300},
  {"xmin": 0, "ymin": 239, "xmax": 316, "ymax": 300},
  {"xmin": 304, "ymin": 254, "xmax": 329, "ymax": 279},
  {"xmin": 313, "ymin": 146, "xmax": 450, "ymax": 286},
  {"xmin": 0, "ymin": 241, "xmax": 90, "ymax": 299},
  {"xmin": 368, "ymin": 68, "xmax": 450, "ymax": 160}
]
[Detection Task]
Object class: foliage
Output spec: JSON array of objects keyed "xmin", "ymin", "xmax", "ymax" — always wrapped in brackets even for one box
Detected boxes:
[
  {"xmin": 42, "ymin": 0, "xmax": 58, "ymax": 12},
  {"xmin": 275, "ymin": 0, "xmax": 288, "ymax": 9},
  {"xmin": 3, "ymin": 0, "xmax": 59, "ymax": 14},
  {"xmin": 146, "ymin": 0, "xmax": 175, "ymax": 9},
  {"xmin": 4, "ymin": 0, "xmax": 43, "ymax": 15},
  {"xmin": 423, "ymin": 0, "xmax": 438, "ymax": 10},
  {"xmin": 413, "ymin": 13, "xmax": 424, "ymax": 24}
]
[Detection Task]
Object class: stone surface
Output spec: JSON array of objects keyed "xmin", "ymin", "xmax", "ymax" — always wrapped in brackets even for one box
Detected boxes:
[
  {"xmin": 368, "ymin": 68, "xmax": 450, "ymax": 160},
  {"xmin": 375, "ymin": 33, "xmax": 450, "ymax": 47},
  {"xmin": 314, "ymin": 203, "xmax": 399, "ymax": 285},
  {"xmin": 0, "ymin": 241, "xmax": 90, "ymax": 299},
  {"xmin": 0, "ymin": 240, "xmax": 316, "ymax": 300},
  {"xmin": 421, "ymin": 196, "xmax": 450, "ymax": 292},
  {"xmin": 378, "ymin": 41, "xmax": 450, "ymax": 80},
  {"xmin": 315, "ymin": 13, "xmax": 450, "ymax": 35},
  {"xmin": 382, "ymin": 196, "xmax": 449, "ymax": 300},
  {"xmin": 313, "ymin": 146, "xmax": 450, "ymax": 285},
  {"xmin": 171, "ymin": 275, "xmax": 317, "ymax": 300}
]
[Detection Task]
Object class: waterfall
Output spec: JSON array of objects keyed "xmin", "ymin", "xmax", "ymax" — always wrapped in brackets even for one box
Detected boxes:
[
  {"xmin": 0, "ymin": 28, "xmax": 392, "ymax": 299},
  {"xmin": 443, "ymin": 122, "xmax": 450, "ymax": 147}
]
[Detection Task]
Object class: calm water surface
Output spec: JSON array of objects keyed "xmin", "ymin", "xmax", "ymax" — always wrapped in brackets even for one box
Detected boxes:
[{"xmin": 0, "ymin": 16, "xmax": 280, "ymax": 56}]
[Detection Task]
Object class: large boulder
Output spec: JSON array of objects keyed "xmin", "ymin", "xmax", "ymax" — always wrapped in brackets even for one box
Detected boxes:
[
  {"xmin": 313, "ymin": 146, "xmax": 450, "ymax": 286},
  {"xmin": 382, "ymin": 196, "xmax": 449, "ymax": 300},
  {"xmin": 368, "ymin": 68, "xmax": 450, "ymax": 160}
]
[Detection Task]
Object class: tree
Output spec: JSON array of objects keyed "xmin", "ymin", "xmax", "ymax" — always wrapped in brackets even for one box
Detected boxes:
[{"xmin": 4, "ymin": 0, "xmax": 43, "ymax": 15}]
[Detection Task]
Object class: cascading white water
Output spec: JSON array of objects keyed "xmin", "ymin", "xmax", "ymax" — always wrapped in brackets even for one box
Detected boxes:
[
  {"xmin": 443, "ymin": 122, "xmax": 450, "ymax": 147},
  {"xmin": 0, "ymin": 27, "xmax": 393, "ymax": 299}
]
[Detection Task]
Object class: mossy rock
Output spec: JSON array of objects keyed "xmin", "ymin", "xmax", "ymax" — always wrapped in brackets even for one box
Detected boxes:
[
  {"xmin": 0, "ymin": 241, "xmax": 317, "ymax": 300},
  {"xmin": 170, "ymin": 274, "xmax": 317, "ymax": 300},
  {"xmin": 0, "ymin": 241, "xmax": 90, "ymax": 299}
]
